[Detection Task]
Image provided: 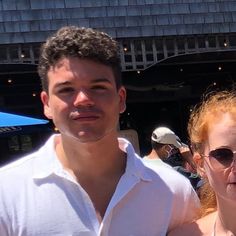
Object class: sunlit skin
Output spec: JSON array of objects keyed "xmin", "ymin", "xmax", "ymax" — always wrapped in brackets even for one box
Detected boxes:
[
  {"xmin": 204, "ymin": 113, "xmax": 236, "ymax": 203},
  {"xmin": 40, "ymin": 57, "xmax": 127, "ymax": 222},
  {"xmin": 168, "ymin": 112, "xmax": 236, "ymax": 235},
  {"xmin": 41, "ymin": 57, "xmax": 126, "ymax": 143},
  {"xmin": 199, "ymin": 112, "xmax": 236, "ymax": 235}
]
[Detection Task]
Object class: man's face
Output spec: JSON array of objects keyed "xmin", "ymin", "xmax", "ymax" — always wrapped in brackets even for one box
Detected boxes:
[
  {"xmin": 41, "ymin": 57, "xmax": 126, "ymax": 143},
  {"xmin": 157, "ymin": 145, "xmax": 174, "ymax": 160}
]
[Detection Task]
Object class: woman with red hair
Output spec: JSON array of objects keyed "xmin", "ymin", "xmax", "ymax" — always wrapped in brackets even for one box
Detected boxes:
[{"xmin": 169, "ymin": 90, "xmax": 236, "ymax": 235}]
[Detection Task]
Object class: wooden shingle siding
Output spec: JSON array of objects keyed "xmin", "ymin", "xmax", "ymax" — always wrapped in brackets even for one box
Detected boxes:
[
  {"xmin": 0, "ymin": 0, "xmax": 235, "ymax": 44},
  {"xmin": 0, "ymin": 1, "xmax": 236, "ymax": 71}
]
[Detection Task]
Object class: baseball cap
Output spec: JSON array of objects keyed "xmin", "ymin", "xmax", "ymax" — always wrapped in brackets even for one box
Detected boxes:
[{"xmin": 151, "ymin": 127, "xmax": 182, "ymax": 148}]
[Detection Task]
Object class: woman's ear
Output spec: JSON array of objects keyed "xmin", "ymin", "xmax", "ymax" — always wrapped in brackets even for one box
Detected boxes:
[{"xmin": 193, "ymin": 153, "xmax": 207, "ymax": 177}]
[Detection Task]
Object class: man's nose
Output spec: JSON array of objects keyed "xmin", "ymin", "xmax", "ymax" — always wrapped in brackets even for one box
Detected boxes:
[{"xmin": 73, "ymin": 90, "xmax": 94, "ymax": 107}]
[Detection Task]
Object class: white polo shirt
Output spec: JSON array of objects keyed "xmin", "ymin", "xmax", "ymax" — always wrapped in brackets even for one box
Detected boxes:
[{"xmin": 0, "ymin": 135, "xmax": 199, "ymax": 236}]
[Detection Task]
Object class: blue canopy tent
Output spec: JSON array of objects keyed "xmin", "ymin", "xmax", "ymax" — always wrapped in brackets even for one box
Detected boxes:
[
  {"xmin": 0, "ymin": 112, "xmax": 49, "ymax": 135},
  {"xmin": 0, "ymin": 112, "xmax": 50, "ymax": 165}
]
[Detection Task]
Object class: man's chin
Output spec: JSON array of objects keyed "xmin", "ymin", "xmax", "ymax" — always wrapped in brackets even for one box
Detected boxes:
[
  {"xmin": 79, "ymin": 128, "xmax": 117, "ymax": 143},
  {"xmin": 60, "ymin": 127, "xmax": 117, "ymax": 143},
  {"xmin": 75, "ymin": 135, "xmax": 104, "ymax": 143}
]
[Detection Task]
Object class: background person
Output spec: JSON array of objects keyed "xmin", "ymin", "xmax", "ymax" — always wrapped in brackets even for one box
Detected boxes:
[
  {"xmin": 169, "ymin": 90, "xmax": 236, "ymax": 235},
  {"xmin": 143, "ymin": 126, "xmax": 182, "ymax": 163},
  {"xmin": 165, "ymin": 144, "xmax": 202, "ymax": 191},
  {"xmin": 0, "ymin": 26, "xmax": 199, "ymax": 235},
  {"xmin": 144, "ymin": 126, "xmax": 201, "ymax": 190}
]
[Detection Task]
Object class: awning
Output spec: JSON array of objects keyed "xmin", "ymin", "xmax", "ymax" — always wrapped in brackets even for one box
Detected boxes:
[
  {"xmin": 0, "ymin": 112, "xmax": 49, "ymax": 135},
  {"xmin": 0, "ymin": 112, "xmax": 49, "ymax": 127}
]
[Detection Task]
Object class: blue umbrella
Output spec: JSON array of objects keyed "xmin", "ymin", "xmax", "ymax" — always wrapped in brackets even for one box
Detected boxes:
[{"xmin": 0, "ymin": 112, "xmax": 49, "ymax": 128}]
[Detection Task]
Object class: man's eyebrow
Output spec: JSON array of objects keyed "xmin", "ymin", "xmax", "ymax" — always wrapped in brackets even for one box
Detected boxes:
[
  {"xmin": 53, "ymin": 78, "xmax": 113, "ymax": 89},
  {"xmin": 91, "ymin": 78, "xmax": 113, "ymax": 84},
  {"xmin": 53, "ymin": 81, "xmax": 72, "ymax": 88}
]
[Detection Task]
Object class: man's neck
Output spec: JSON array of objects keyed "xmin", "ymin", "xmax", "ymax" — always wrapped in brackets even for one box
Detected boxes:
[
  {"xmin": 146, "ymin": 149, "xmax": 161, "ymax": 160},
  {"xmin": 54, "ymin": 134, "xmax": 127, "ymax": 222},
  {"xmin": 54, "ymin": 134, "xmax": 126, "ymax": 178}
]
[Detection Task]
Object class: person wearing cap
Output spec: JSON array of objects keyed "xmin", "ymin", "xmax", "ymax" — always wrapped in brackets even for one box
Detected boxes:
[
  {"xmin": 143, "ymin": 127, "xmax": 182, "ymax": 166},
  {"xmin": 143, "ymin": 127, "xmax": 202, "ymax": 190}
]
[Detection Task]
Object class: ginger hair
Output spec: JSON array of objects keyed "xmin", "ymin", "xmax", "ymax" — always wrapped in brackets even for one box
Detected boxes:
[{"xmin": 188, "ymin": 90, "xmax": 236, "ymax": 217}]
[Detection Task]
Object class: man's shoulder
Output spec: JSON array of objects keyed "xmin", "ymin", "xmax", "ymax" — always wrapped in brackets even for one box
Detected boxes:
[
  {"xmin": 0, "ymin": 134, "xmax": 55, "ymax": 178},
  {"xmin": 142, "ymin": 157, "xmax": 172, "ymax": 169},
  {"xmin": 120, "ymin": 139, "xmax": 194, "ymax": 192},
  {"xmin": 138, "ymin": 156, "xmax": 195, "ymax": 194},
  {"xmin": 0, "ymin": 151, "xmax": 39, "ymax": 179},
  {"xmin": 168, "ymin": 221, "xmax": 200, "ymax": 236},
  {"xmin": 0, "ymin": 153, "xmax": 38, "ymax": 201},
  {"xmin": 143, "ymin": 158, "xmax": 189, "ymax": 182}
]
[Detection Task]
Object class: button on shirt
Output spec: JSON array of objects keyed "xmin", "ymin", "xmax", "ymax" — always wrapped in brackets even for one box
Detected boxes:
[{"xmin": 0, "ymin": 135, "xmax": 199, "ymax": 236}]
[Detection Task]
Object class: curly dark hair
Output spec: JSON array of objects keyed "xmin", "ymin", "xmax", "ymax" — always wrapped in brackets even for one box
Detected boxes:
[{"xmin": 38, "ymin": 26, "xmax": 122, "ymax": 92}]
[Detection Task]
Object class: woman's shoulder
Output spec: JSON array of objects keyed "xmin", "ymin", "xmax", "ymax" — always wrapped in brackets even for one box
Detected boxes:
[
  {"xmin": 168, "ymin": 211, "xmax": 217, "ymax": 236},
  {"xmin": 168, "ymin": 221, "xmax": 200, "ymax": 236}
]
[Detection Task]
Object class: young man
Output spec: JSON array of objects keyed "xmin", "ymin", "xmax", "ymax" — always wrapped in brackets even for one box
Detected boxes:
[
  {"xmin": 143, "ymin": 126, "xmax": 182, "ymax": 164},
  {"xmin": 143, "ymin": 127, "xmax": 201, "ymax": 190},
  {"xmin": 0, "ymin": 26, "xmax": 199, "ymax": 235}
]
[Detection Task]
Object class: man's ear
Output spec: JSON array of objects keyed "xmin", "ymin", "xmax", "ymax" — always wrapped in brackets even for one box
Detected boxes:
[
  {"xmin": 118, "ymin": 86, "xmax": 126, "ymax": 114},
  {"xmin": 163, "ymin": 144, "xmax": 171, "ymax": 152},
  {"xmin": 193, "ymin": 153, "xmax": 206, "ymax": 177},
  {"xmin": 40, "ymin": 91, "xmax": 53, "ymax": 119}
]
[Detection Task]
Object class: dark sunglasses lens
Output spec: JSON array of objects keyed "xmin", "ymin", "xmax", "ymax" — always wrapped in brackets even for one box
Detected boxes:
[{"xmin": 209, "ymin": 148, "xmax": 233, "ymax": 166}]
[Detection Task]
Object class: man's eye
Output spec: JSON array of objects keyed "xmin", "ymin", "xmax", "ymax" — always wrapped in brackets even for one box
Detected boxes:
[
  {"xmin": 91, "ymin": 85, "xmax": 107, "ymax": 90},
  {"xmin": 58, "ymin": 87, "xmax": 75, "ymax": 94}
]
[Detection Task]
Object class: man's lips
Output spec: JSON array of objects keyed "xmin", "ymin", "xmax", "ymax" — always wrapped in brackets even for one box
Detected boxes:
[
  {"xmin": 70, "ymin": 111, "xmax": 100, "ymax": 120},
  {"xmin": 73, "ymin": 115, "xmax": 99, "ymax": 121}
]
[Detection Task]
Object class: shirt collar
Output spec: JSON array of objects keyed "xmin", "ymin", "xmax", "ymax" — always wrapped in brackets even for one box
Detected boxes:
[
  {"xmin": 32, "ymin": 135, "xmax": 152, "ymax": 182},
  {"xmin": 118, "ymin": 137, "xmax": 152, "ymax": 182},
  {"xmin": 32, "ymin": 134, "xmax": 63, "ymax": 179}
]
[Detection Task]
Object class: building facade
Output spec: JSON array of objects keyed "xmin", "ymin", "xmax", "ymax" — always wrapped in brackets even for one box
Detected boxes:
[
  {"xmin": 1, "ymin": 1, "xmax": 236, "ymax": 69},
  {"xmin": 1, "ymin": 0, "xmax": 236, "ymax": 157}
]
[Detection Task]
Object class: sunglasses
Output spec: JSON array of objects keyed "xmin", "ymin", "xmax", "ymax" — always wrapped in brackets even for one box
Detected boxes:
[{"xmin": 202, "ymin": 148, "xmax": 236, "ymax": 169}]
